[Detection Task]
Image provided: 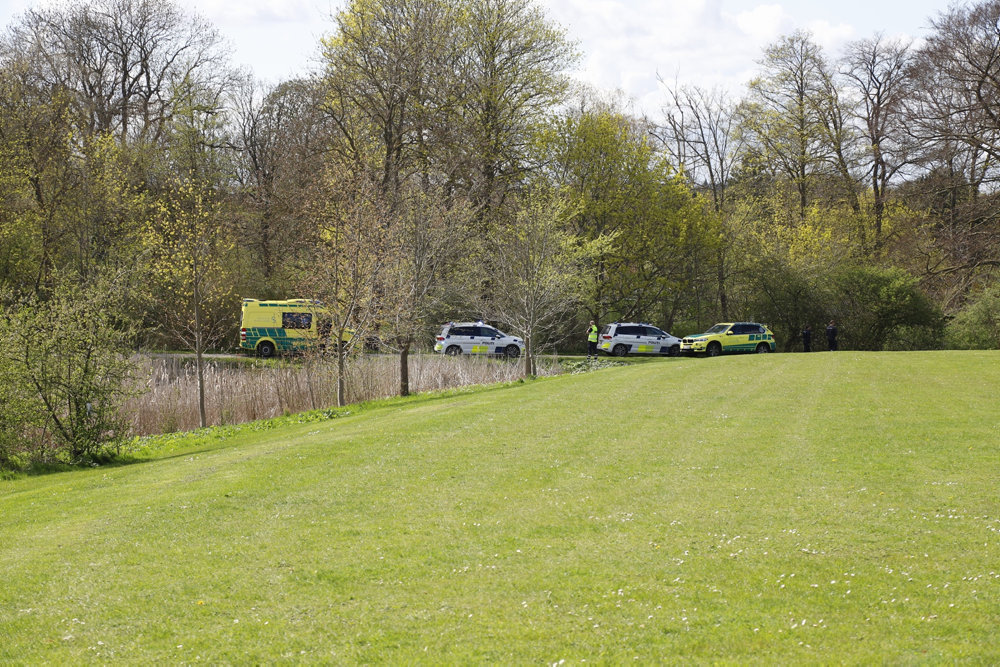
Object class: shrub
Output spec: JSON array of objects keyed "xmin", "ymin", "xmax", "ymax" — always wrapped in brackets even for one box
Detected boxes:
[
  {"xmin": 945, "ymin": 283, "xmax": 1000, "ymax": 349},
  {"xmin": 831, "ymin": 266, "xmax": 942, "ymax": 351},
  {"xmin": 0, "ymin": 281, "xmax": 140, "ymax": 469}
]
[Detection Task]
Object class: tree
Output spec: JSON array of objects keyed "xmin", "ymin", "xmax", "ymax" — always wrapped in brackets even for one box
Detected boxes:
[
  {"xmin": 144, "ymin": 177, "xmax": 233, "ymax": 428},
  {"xmin": 230, "ymin": 77, "xmax": 330, "ymax": 293},
  {"xmin": 831, "ymin": 265, "xmax": 941, "ymax": 350},
  {"xmin": 321, "ymin": 0, "xmax": 465, "ymax": 200},
  {"xmin": 0, "ymin": 277, "xmax": 140, "ymax": 468},
  {"xmin": 542, "ymin": 102, "xmax": 718, "ymax": 328},
  {"xmin": 485, "ymin": 185, "xmax": 594, "ymax": 375},
  {"xmin": 457, "ymin": 0, "xmax": 578, "ymax": 210},
  {"xmin": 739, "ymin": 31, "xmax": 842, "ymax": 220},
  {"xmin": 842, "ymin": 34, "xmax": 914, "ymax": 250},
  {"xmin": 381, "ymin": 186, "xmax": 473, "ymax": 396},
  {"xmin": 946, "ymin": 282, "xmax": 1000, "ymax": 348},
  {"xmin": 307, "ymin": 168, "xmax": 390, "ymax": 407},
  {"xmin": 903, "ymin": 1, "xmax": 1000, "ymax": 303},
  {"xmin": 5, "ymin": 0, "xmax": 228, "ymax": 148},
  {"xmin": 657, "ymin": 83, "xmax": 742, "ymax": 320}
]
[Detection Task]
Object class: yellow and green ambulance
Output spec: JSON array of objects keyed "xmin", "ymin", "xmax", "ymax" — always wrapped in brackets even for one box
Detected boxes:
[
  {"xmin": 239, "ymin": 298, "xmax": 347, "ymax": 358},
  {"xmin": 680, "ymin": 322, "xmax": 776, "ymax": 356}
]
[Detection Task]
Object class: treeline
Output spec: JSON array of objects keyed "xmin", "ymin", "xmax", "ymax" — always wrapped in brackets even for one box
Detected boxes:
[{"xmin": 2, "ymin": 0, "xmax": 1000, "ymax": 465}]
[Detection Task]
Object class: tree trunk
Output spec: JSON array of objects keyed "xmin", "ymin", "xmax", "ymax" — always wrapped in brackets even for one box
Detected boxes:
[
  {"xmin": 523, "ymin": 336, "xmax": 532, "ymax": 376},
  {"xmin": 194, "ymin": 284, "xmax": 207, "ymax": 428},
  {"xmin": 337, "ymin": 344, "xmax": 347, "ymax": 408},
  {"xmin": 399, "ymin": 339, "xmax": 411, "ymax": 397}
]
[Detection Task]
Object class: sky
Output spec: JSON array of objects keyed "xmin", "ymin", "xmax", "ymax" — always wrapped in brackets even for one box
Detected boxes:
[{"xmin": 0, "ymin": 0, "xmax": 955, "ymax": 118}]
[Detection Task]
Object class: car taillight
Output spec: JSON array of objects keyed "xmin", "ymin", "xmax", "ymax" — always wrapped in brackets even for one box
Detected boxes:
[
  {"xmin": 436, "ymin": 336, "xmax": 445, "ymax": 341},
  {"xmin": 602, "ymin": 335, "xmax": 612, "ymax": 340},
  {"xmin": 240, "ymin": 328, "xmax": 247, "ymax": 340}
]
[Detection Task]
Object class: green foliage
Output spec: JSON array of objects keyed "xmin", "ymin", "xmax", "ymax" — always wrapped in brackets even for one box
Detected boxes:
[
  {"xmin": 945, "ymin": 283, "xmax": 1000, "ymax": 349},
  {"xmin": 831, "ymin": 265, "xmax": 942, "ymax": 350},
  {"xmin": 0, "ymin": 279, "xmax": 141, "ymax": 469},
  {"xmin": 541, "ymin": 108, "xmax": 719, "ymax": 324},
  {"xmin": 746, "ymin": 259, "xmax": 830, "ymax": 351}
]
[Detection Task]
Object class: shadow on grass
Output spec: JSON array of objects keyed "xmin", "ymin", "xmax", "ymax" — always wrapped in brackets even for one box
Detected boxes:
[{"xmin": 2, "ymin": 373, "xmax": 556, "ymax": 481}]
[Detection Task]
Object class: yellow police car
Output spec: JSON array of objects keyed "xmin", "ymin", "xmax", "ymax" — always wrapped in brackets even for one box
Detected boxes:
[{"xmin": 680, "ymin": 322, "xmax": 776, "ymax": 356}]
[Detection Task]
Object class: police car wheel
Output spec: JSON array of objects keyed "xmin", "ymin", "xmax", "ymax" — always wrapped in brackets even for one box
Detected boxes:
[
  {"xmin": 706, "ymin": 342, "xmax": 721, "ymax": 357},
  {"xmin": 258, "ymin": 341, "xmax": 276, "ymax": 358},
  {"xmin": 755, "ymin": 343, "xmax": 770, "ymax": 353},
  {"xmin": 445, "ymin": 345, "xmax": 461, "ymax": 356},
  {"xmin": 669, "ymin": 344, "xmax": 680, "ymax": 357},
  {"xmin": 504, "ymin": 345, "xmax": 520, "ymax": 359},
  {"xmin": 612, "ymin": 344, "xmax": 629, "ymax": 357}
]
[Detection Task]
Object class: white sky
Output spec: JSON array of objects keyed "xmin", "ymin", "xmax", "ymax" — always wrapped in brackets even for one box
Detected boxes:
[{"xmin": 0, "ymin": 0, "xmax": 954, "ymax": 118}]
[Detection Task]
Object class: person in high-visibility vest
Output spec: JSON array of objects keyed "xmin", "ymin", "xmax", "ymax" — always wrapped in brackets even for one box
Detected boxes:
[{"xmin": 586, "ymin": 320, "xmax": 599, "ymax": 359}]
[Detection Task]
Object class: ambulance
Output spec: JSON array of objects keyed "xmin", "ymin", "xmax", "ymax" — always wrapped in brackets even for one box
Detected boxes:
[{"xmin": 239, "ymin": 298, "xmax": 348, "ymax": 358}]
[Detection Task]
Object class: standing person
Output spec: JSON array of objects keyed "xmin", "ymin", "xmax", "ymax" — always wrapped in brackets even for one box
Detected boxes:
[
  {"xmin": 586, "ymin": 320, "xmax": 599, "ymax": 359},
  {"xmin": 826, "ymin": 320, "xmax": 838, "ymax": 351},
  {"xmin": 801, "ymin": 324, "xmax": 812, "ymax": 352}
]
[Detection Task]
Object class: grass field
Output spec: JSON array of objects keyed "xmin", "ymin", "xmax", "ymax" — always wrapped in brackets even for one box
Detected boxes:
[{"xmin": 2, "ymin": 351, "xmax": 999, "ymax": 662}]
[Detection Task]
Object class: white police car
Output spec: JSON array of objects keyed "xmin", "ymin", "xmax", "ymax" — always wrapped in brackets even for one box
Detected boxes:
[
  {"xmin": 434, "ymin": 322, "xmax": 524, "ymax": 358},
  {"xmin": 598, "ymin": 322, "xmax": 682, "ymax": 357}
]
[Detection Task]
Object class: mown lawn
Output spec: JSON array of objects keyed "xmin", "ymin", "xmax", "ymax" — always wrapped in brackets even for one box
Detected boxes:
[{"xmin": 1, "ymin": 351, "xmax": 998, "ymax": 662}]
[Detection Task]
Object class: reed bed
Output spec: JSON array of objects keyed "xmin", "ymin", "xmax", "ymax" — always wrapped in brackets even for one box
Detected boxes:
[{"xmin": 126, "ymin": 354, "xmax": 560, "ymax": 435}]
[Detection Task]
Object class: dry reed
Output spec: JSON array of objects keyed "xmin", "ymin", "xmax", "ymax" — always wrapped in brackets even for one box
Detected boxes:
[{"xmin": 125, "ymin": 354, "xmax": 559, "ymax": 435}]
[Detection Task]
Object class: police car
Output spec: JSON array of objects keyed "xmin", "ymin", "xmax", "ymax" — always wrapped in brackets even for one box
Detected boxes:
[
  {"xmin": 598, "ymin": 322, "xmax": 682, "ymax": 357},
  {"xmin": 434, "ymin": 322, "xmax": 524, "ymax": 358},
  {"xmin": 680, "ymin": 322, "xmax": 776, "ymax": 356}
]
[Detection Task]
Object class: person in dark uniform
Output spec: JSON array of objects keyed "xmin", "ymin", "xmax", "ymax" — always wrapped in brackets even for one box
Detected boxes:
[
  {"xmin": 586, "ymin": 320, "xmax": 599, "ymax": 359},
  {"xmin": 826, "ymin": 320, "xmax": 838, "ymax": 351},
  {"xmin": 801, "ymin": 325, "xmax": 812, "ymax": 352}
]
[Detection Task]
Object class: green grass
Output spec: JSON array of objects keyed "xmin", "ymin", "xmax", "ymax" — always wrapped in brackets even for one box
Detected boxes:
[{"xmin": 2, "ymin": 351, "xmax": 999, "ymax": 662}]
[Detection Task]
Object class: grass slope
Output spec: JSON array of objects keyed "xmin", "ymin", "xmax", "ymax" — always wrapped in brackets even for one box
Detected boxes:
[{"xmin": 2, "ymin": 352, "xmax": 999, "ymax": 662}]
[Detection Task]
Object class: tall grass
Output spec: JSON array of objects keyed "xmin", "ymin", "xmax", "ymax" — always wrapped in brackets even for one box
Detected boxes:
[{"xmin": 126, "ymin": 354, "xmax": 559, "ymax": 435}]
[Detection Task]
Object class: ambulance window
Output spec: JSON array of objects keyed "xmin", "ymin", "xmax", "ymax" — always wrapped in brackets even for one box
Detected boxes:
[{"xmin": 282, "ymin": 312, "xmax": 312, "ymax": 329}]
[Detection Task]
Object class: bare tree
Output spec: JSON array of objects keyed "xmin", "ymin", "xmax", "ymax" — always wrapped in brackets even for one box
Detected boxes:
[
  {"xmin": 382, "ymin": 187, "xmax": 473, "ymax": 396},
  {"xmin": 842, "ymin": 34, "xmax": 915, "ymax": 249},
  {"xmin": 656, "ymin": 82, "xmax": 742, "ymax": 319},
  {"xmin": 307, "ymin": 168, "xmax": 390, "ymax": 407},
  {"xmin": 5, "ymin": 0, "xmax": 229, "ymax": 148},
  {"xmin": 229, "ymin": 77, "xmax": 331, "ymax": 290},
  {"xmin": 657, "ymin": 82, "xmax": 741, "ymax": 212},
  {"xmin": 739, "ymin": 30, "xmax": 834, "ymax": 219},
  {"xmin": 485, "ymin": 186, "xmax": 594, "ymax": 375}
]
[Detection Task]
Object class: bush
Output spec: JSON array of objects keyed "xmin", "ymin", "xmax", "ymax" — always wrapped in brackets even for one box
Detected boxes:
[
  {"xmin": 747, "ymin": 260, "xmax": 832, "ymax": 352},
  {"xmin": 831, "ymin": 266, "xmax": 942, "ymax": 351},
  {"xmin": 945, "ymin": 283, "xmax": 1000, "ymax": 349},
  {"xmin": 0, "ymin": 281, "xmax": 140, "ymax": 469}
]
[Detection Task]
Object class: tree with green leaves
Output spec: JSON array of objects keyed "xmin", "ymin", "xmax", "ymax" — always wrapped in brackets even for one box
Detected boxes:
[
  {"xmin": 458, "ymin": 0, "xmax": 578, "ymax": 210},
  {"xmin": 739, "ymin": 30, "xmax": 847, "ymax": 221},
  {"xmin": 144, "ymin": 177, "xmax": 233, "ymax": 428},
  {"xmin": 541, "ymin": 102, "xmax": 718, "ymax": 328},
  {"xmin": 0, "ymin": 277, "xmax": 140, "ymax": 468}
]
